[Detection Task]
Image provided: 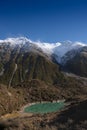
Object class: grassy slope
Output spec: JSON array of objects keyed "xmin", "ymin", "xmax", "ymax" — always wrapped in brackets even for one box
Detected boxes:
[{"xmin": 0, "ymin": 52, "xmax": 62, "ymax": 86}]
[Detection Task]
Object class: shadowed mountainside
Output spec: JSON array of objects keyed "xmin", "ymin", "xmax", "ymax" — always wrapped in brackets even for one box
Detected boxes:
[{"xmin": 63, "ymin": 47, "xmax": 87, "ymax": 77}]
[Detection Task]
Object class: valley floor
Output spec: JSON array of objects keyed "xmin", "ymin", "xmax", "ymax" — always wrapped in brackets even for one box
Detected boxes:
[{"xmin": 0, "ymin": 99, "xmax": 87, "ymax": 130}]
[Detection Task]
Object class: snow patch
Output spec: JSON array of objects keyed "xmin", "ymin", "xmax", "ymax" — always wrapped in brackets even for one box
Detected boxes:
[
  {"xmin": 34, "ymin": 41, "xmax": 61, "ymax": 54},
  {"xmin": 0, "ymin": 37, "xmax": 31, "ymax": 46}
]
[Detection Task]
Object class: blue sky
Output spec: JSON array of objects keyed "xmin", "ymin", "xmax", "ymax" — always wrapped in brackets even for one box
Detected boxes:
[{"xmin": 0, "ymin": 0, "xmax": 87, "ymax": 42}]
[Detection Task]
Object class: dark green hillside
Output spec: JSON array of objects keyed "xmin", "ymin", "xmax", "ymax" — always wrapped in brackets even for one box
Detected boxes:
[
  {"xmin": 63, "ymin": 47, "xmax": 87, "ymax": 77},
  {"xmin": 0, "ymin": 51, "xmax": 63, "ymax": 86}
]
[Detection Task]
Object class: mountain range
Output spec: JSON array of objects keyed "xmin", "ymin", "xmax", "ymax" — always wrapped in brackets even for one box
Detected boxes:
[
  {"xmin": 0, "ymin": 37, "xmax": 87, "ymax": 86},
  {"xmin": 0, "ymin": 37, "xmax": 87, "ymax": 130}
]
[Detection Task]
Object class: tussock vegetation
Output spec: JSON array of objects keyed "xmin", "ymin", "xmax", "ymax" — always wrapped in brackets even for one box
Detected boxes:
[{"xmin": 1, "ymin": 100, "xmax": 87, "ymax": 130}]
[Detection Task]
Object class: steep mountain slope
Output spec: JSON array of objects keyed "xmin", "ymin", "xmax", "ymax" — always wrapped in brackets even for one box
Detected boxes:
[
  {"xmin": 2, "ymin": 52, "xmax": 62, "ymax": 86},
  {"xmin": 0, "ymin": 84, "xmax": 25, "ymax": 116},
  {"xmin": 0, "ymin": 37, "xmax": 87, "ymax": 85},
  {"xmin": 63, "ymin": 47, "xmax": 87, "ymax": 76},
  {"xmin": 0, "ymin": 37, "xmax": 62, "ymax": 86}
]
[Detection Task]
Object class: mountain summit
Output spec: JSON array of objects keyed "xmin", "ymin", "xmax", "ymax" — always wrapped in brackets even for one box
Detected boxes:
[{"xmin": 0, "ymin": 37, "xmax": 86, "ymax": 63}]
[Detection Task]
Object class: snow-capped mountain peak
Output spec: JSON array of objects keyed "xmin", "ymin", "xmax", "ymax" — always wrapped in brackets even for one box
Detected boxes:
[
  {"xmin": 0, "ymin": 37, "xmax": 87, "ymax": 63},
  {"xmin": 53, "ymin": 41, "xmax": 86, "ymax": 57},
  {"xmin": 0, "ymin": 37, "xmax": 32, "ymax": 46},
  {"xmin": 34, "ymin": 41, "xmax": 61, "ymax": 54}
]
